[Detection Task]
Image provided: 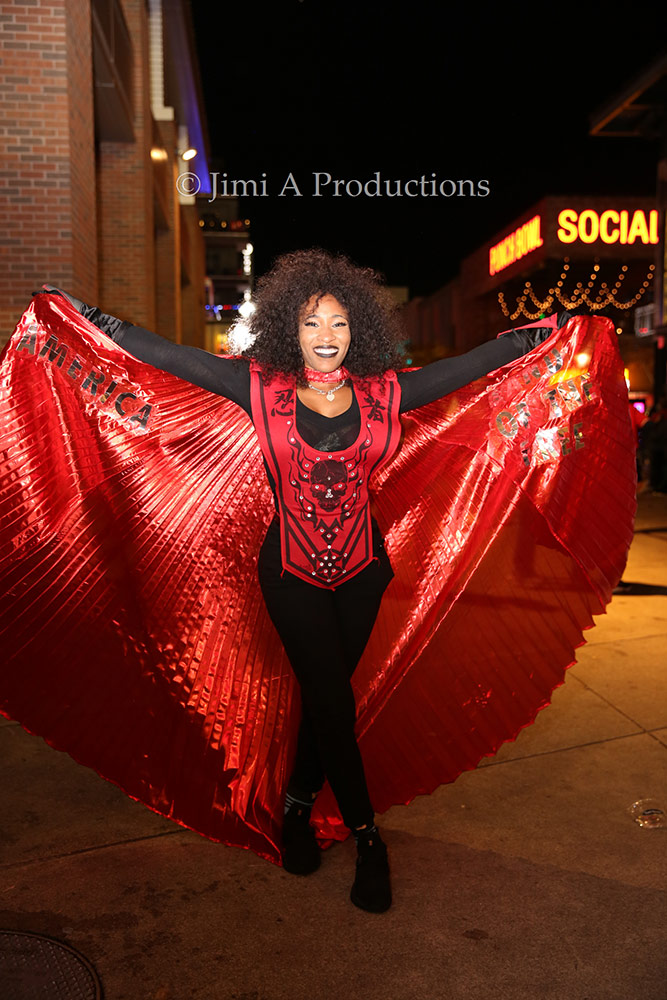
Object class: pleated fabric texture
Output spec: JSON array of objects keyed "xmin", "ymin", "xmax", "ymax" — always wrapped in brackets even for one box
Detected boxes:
[{"xmin": 0, "ymin": 295, "xmax": 635, "ymax": 862}]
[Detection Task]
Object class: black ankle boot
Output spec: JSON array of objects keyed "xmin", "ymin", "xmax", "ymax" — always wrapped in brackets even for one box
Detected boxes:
[
  {"xmin": 350, "ymin": 828, "xmax": 391, "ymax": 912},
  {"xmin": 281, "ymin": 804, "xmax": 321, "ymax": 875}
]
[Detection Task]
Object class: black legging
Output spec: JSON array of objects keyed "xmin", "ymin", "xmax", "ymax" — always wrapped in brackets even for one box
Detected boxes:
[{"xmin": 257, "ymin": 520, "xmax": 394, "ymax": 830}]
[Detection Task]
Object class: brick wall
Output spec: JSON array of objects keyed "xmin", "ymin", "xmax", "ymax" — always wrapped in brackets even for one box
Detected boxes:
[
  {"xmin": 0, "ymin": 0, "xmax": 97, "ymax": 347},
  {"xmin": 0, "ymin": 0, "xmax": 207, "ymax": 350},
  {"xmin": 96, "ymin": 0, "xmax": 155, "ymax": 331},
  {"xmin": 67, "ymin": 0, "xmax": 97, "ymax": 303}
]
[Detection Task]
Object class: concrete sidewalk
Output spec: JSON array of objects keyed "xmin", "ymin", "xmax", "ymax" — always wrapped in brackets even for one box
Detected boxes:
[{"xmin": 1, "ymin": 494, "xmax": 666, "ymax": 1000}]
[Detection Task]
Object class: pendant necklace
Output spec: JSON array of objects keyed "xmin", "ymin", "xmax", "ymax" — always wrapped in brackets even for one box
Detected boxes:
[{"xmin": 307, "ymin": 380, "xmax": 348, "ymax": 403}]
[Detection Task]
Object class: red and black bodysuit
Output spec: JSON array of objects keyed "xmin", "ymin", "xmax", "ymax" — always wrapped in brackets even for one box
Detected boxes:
[
  {"xmin": 250, "ymin": 362, "xmax": 401, "ymax": 587},
  {"xmin": 93, "ymin": 317, "xmax": 554, "ymax": 832}
]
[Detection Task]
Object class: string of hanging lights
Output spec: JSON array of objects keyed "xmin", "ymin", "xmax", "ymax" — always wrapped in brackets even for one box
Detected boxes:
[{"xmin": 498, "ymin": 258, "xmax": 656, "ymax": 320}]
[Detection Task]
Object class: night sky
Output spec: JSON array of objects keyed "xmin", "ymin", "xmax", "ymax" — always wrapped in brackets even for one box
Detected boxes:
[{"xmin": 191, "ymin": 1, "xmax": 665, "ymax": 297}]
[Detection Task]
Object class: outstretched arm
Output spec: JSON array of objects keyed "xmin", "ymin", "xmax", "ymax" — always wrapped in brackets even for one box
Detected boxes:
[
  {"xmin": 398, "ymin": 317, "xmax": 565, "ymax": 414},
  {"xmin": 38, "ymin": 288, "xmax": 251, "ymax": 414}
]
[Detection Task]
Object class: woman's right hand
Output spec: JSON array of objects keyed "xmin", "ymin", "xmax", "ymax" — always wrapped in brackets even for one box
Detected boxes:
[
  {"xmin": 35, "ymin": 286, "xmax": 127, "ymax": 340},
  {"xmin": 38, "ymin": 284, "xmax": 87, "ymax": 313}
]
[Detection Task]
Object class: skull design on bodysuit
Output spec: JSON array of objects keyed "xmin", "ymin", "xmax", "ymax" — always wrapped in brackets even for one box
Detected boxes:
[{"xmin": 309, "ymin": 459, "xmax": 348, "ymax": 512}]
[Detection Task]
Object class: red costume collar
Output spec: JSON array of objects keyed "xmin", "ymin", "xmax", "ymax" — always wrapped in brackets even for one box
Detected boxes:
[{"xmin": 302, "ymin": 365, "xmax": 350, "ymax": 384}]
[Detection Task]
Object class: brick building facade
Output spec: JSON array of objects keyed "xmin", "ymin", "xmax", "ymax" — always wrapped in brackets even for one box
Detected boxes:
[{"xmin": 0, "ymin": 0, "xmax": 209, "ymax": 349}]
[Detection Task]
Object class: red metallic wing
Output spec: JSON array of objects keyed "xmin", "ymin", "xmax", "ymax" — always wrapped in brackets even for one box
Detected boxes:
[{"xmin": 0, "ymin": 297, "xmax": 635, "ymax": 860}]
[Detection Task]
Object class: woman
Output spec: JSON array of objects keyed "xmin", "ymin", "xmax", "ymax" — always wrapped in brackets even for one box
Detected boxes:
[{"xmin": 39, "ymin": 248, "xmax": 560, "ymax": 913}]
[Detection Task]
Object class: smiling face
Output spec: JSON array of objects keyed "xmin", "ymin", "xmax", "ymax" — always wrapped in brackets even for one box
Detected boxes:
[{"xmin": 298, "ymin": 294, "xmax": 351, "ymax": 375}]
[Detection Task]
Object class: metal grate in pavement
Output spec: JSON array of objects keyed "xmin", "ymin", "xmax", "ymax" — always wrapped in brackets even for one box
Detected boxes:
[{"xmin": 0, "ymin": 930, "xmax": 102, "ymax": 1000}]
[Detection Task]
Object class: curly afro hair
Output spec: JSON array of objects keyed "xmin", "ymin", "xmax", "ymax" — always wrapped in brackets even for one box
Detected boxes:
[{"xmin": 242, "ymin": 248, "xmax": 405, "ymax": 383}]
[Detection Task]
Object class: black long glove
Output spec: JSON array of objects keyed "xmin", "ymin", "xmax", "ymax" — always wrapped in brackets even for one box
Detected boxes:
[
  {"xmin": 34, "ymin": 286, "xmax": 127, "ymax": 340},
  {"xmin": 499, "ymin": 310, "xmax": 575, "ymax": 355}
]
